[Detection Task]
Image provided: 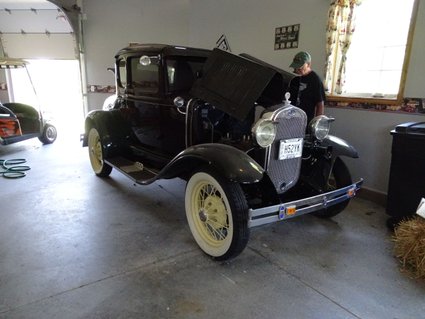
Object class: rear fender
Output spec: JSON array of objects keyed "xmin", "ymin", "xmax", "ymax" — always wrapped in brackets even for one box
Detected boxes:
[
  {"xmin": 160, "ymin": 143, "xmax": 264, "ymax": 184},
  {"xmin": 83, "ymin": 110, "xmax": 131, "ymax": 156}
]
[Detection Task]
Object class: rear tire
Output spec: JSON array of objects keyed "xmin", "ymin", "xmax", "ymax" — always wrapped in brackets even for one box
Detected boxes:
[
  {"xmin": 87, "ymin": 127, "xmax": 112, "ymax": 177},
  {"xmin": 38, "ymin": 124, "xmax": 57, "ymax": 144},
  {"xmin": 185, "ymin": 168, "xmax": 249, "ymax": 260}
]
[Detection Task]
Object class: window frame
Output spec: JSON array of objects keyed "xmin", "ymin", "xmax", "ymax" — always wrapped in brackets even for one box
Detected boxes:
[
  {"xmin": 116, "ymin": 58, "xmax": 127, "ymax": 89},
  {"xmin": 326, "ymin": 0, "xmax": 419, "ymax": 105}
]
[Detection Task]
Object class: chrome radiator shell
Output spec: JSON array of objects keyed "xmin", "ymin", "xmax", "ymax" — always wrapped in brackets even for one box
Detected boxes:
[{"xmin": 265, "ymin": 105, "xmax": 307, "ymax": 194}]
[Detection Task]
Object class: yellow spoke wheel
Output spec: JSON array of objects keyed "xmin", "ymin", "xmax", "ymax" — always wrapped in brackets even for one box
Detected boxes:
[
  {"xmin": 88, "ymin": 128, "xmax": 112, "ymax": 177},
  {"xmin": 185, "ymin": 169, "xmax": 249, "ymax": 260}
]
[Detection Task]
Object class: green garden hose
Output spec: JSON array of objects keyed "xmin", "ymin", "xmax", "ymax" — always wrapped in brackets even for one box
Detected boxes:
[{"xmin": 0, "ymin": 158, "xmax": 30, "ymax": 179}]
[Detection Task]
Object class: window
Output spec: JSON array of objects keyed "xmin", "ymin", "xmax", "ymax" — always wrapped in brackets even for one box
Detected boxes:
[
  {"xmin": 130, "ymin": 57, "xmax": 159, "ymax": 95},
  {"xmin": 325, "ymin": 0, "xmax": 418, "ymax": 102},
  {"xmin": 165, "ymin": 57, "xmax": 206, "ymax": 92},
  {"xmin": 117, "ymin": 59, "xmax": 127, "ymax": 88}
]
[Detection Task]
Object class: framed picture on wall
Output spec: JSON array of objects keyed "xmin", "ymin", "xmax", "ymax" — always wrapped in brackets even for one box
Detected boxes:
[{"xmin": 274, "ymin": 24, "xmax": 299, "ymax": 50}]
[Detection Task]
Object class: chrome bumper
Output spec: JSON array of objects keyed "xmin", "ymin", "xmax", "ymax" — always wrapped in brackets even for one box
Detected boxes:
[{"xmin": 248, "ymin": 179, "xmax": 363, "ymax": 228}]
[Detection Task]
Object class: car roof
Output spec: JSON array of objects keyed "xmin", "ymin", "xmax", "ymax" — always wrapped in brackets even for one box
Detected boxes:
[{"xmin": 115, "ymin": 43, "xmax": 211, "ymax": 59}]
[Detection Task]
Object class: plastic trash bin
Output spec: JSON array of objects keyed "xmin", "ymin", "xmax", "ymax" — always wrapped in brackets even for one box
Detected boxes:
[{"xmin": 386, "ymin": 122, "xmax": 425, "ymax": 227}]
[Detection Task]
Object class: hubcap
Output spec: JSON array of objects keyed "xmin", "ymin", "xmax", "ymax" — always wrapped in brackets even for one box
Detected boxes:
[
  {"xmin": 195, "ymin": 185, "xmax": 229, "ymax": 242},
  {"xmin": 46, "ymin": 127, "xmax": 55, "ymax": 140},
  {"xmin": 198, "ymin": 209, "xmax": 207, "ymax": 222}
]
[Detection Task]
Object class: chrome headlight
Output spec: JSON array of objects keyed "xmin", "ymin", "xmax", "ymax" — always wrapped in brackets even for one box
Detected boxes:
[
  {"xmin": 309, "ymin": 115, "xmax": 334, "ymax": 141},
  {"xmin": 252, "ymin": 119, "xmax": 277, "ymax": 148}
]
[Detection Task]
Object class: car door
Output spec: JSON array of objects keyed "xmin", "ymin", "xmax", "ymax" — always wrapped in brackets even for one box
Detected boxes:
[{"xmin": 124, "ymin": 54, "xmax": 187, "ymax": 158}]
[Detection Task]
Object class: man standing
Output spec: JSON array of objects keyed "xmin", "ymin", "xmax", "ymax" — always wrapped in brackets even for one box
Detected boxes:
[{"xmin": 288, "ymin": 51, "xmax": 325, "ymax": 124}]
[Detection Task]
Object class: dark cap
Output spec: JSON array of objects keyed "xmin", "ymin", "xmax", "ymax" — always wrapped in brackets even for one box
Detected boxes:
[{"xmin": 289, "ymin": 51, "xmax": 311, "ymax": 69}]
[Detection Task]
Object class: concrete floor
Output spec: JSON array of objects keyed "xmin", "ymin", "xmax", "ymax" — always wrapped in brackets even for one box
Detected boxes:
[{"xmin": 0, "ymin": 135, "xmax": 424, "ymax": 319}]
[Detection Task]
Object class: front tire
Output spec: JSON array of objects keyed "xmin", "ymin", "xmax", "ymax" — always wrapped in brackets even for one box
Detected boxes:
[
  {"xmin": 314, "ymin": 157, "xmax": 352, "ymax": 218},
  {"xmin": 87, "ymin": 127, "xmax": 112, "ymax": 177},
  {"xmin": 185, "ymin": 168, "xmax": 249, "ymax": 260}
]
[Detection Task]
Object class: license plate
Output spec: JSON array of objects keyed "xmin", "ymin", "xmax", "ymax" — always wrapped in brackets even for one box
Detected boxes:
[{"xmin": 279, "ymin": 138, "xmax": 303, "ymax": 160}]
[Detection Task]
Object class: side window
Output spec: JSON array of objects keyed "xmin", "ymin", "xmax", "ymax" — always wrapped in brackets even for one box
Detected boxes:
[
  {"xmin": 167, "ymin": 64, "xmax": 176, "ymax": 88},
  {"xmin": 130, "ymin": 57, "xmax": 159, "ymax": 94},
  {"xmin": 165, "ymin": 57, "xmax": 206, "ymax": 93},
  {"xmin": 117, "ymin": 59, "xmax": 127, "ymax": 88}
]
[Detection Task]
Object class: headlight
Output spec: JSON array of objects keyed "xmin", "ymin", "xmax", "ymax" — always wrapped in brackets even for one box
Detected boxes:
[
  {"xmin": 309, "ymin": 115, "xmax": 334, "ymax": 141},
  {"xmin": 252, "ymin": 119, "xmax": 277, "ymax": 148}
]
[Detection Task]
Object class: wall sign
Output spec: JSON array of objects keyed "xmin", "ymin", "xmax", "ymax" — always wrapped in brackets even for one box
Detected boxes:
[
  {"xmin": 274, "ymin": 24, "xmax": 299, "ymax": 50},
  {"xmin": 216, "ymin": 34, "xmax": 231, "ymax": 52}
]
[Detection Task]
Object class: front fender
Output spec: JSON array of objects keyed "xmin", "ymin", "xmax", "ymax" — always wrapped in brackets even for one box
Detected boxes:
[
  {"xmin": 322, "ymin": 135, "xmax": 359, "ymax": 158},
  {"xmin": 159, "ymin": 143, "xmax": 264, "ymax": 184}
]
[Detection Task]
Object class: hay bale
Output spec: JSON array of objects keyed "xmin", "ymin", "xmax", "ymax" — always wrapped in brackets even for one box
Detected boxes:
[{"xmin": 393, "ymin": 216, "xmax": 425, "ymax": 278}]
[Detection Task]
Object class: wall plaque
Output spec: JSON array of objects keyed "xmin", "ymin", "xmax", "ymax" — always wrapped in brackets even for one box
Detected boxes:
[{"xmin": 274, "ymin": 24, "xmax": 299, "ymax": 50}]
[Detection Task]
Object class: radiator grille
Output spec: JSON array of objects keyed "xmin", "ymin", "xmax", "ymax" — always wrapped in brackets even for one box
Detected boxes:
[{"xmin": 267, "ymin": 106, "xmax": 307, "ymax": 194}]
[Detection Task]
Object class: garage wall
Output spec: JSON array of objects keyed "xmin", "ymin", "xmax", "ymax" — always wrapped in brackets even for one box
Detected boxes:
[
  {"xmin": 81, "ymin": 0, "xmax": 425, "ymax": 198},
  {"xmin": 187, "ymin": 0, "xmax": 328, "ymax": 78}
]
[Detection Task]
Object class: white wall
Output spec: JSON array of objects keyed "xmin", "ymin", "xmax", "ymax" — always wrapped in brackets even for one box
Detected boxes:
[
  {"xmin": 81, "ymin": 0, "xmax": 425, "ymax": 196},
  {"xmin": 188, "ymin": 0, "xmax": 328, "ymax": 74}
]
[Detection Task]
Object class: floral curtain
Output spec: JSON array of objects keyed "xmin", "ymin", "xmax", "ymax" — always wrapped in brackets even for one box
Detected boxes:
[{"xmin": 324, "ymin": 0, "xmax": 362, "ymax": 94}]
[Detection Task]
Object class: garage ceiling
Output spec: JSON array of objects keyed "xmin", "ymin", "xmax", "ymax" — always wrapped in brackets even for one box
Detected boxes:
[{"xmin": 0, "ymin": 0, "xmax": 78, "ymax": 59}]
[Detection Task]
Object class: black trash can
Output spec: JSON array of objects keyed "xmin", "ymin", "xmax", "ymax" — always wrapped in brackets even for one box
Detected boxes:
[{"xmin": 386, "ymin": 122, "xmax": 425, "ymax": 228}]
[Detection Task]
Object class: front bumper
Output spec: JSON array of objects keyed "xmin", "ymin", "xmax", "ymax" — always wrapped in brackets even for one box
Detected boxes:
[{"xmin": 248, "ymin": 179, "xmax": 363, "ymax": 227}]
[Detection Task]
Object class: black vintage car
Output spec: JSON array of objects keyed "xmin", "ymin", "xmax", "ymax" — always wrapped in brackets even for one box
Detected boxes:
[
  {"xmin": 0, "ymin": 59, "xmax": 57, "ymax": 146},
  {"xmin": 82, "ymin": 44, "xmax": 363, "ymax": 260}
]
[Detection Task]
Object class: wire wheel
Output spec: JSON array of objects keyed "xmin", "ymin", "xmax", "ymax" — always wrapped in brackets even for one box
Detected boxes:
[
  {"xmin": 185, "ymin": 169, "xmax": 249, "ymax": 260},
  {"xmin": 87, "ymin": 127, "xmax": 112, "ymax": 177}
]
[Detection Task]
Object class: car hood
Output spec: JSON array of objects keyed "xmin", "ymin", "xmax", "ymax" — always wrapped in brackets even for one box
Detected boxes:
[{"xmin": 190, "ymin": 48, "xmax": 294, "ymax": 120}]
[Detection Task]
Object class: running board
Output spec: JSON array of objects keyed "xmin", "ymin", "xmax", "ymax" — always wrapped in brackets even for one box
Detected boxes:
[
  {"xmin": 105, "ymin": 157, "xmax": 158, "ymax": 185},
  {"xmin": 0, "ymin": 133, "xmax": 39, "ymax": 145}
]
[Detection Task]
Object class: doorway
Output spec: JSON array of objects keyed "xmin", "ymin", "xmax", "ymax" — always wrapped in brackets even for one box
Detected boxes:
[{"xmin": 8, "ymin": 59, "xmax": 84, "ymax": 142}]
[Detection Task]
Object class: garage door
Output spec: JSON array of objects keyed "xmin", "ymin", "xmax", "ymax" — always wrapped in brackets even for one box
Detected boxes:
[{"xmin": 0, "ymin": 0, "xmax": 76, "ymax": 59}]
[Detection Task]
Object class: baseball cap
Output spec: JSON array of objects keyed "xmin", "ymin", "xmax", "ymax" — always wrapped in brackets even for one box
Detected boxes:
[{"xmin": 289, "ymin": 51, "xmax": 311, "ymax": 69}]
